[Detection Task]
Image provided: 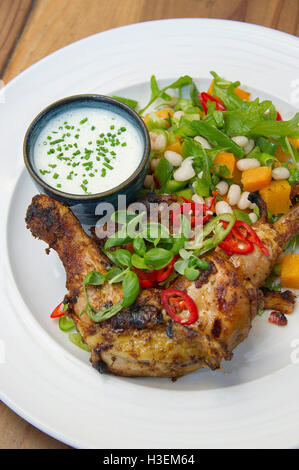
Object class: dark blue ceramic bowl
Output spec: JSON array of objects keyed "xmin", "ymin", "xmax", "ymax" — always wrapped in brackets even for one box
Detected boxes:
[{"xmin": 23, "ymin": 94, "xmax": 150, "ymax": 225}]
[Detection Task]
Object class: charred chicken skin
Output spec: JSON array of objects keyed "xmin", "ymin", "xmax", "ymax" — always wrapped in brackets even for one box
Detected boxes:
[{"xmin": 25, "ymin": 191, "xmax": 299, "ymax": 378}]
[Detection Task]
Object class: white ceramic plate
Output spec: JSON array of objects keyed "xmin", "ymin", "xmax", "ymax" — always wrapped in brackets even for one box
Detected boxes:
[{"xmin": 0, "ymin": 19, "xmax": 299, "ymax": 449}]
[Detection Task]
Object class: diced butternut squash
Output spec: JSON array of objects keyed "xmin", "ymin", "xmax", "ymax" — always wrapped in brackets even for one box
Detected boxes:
[
  {"xmin": 165, "ymin": 139, "xmax": 182, "ymax": 154},
  {"xmin": 241, "ymin": 166, "xmax": 272, "ymax": 192},
  {"xmin": 259, "ymin": 180, "xmax": 291, "ymax": 214},
  {"xmin": 233, "ymin": 167, "xmax": 242, "ymax": 185},
  {"xmin": 289, "ymin": 138, "xmax": 299, "ymax": 149},
  {"xmin": 281, "ymin": 254, "xmax": 299, "ymax": 289},
  {"xmin": 233, "ymin": 87, "xmax": 250, "ymax": 101},
  {"xmin": 214, "ymin": 152, "xmax": 235, "ymax": 178}
]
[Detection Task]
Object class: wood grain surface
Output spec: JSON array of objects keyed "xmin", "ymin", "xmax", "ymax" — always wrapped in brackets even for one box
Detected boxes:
[{"xmin": 0, "ymin": 0, "xmax": 298, "ymax": 450}]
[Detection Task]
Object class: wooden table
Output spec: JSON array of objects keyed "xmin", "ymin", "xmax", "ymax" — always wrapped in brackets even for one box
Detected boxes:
[{"xmin": 0, "ymin": 0, "xmax": 298, "ymax": 450}]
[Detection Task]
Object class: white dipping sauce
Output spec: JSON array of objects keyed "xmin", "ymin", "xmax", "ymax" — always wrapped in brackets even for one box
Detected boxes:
[{"xmin": 34, "ymin": 107, "xmax": 143, "ymax": 195}]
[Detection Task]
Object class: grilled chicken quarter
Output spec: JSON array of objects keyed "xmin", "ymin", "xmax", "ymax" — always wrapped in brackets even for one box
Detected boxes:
[{"xmin": 25, "ymin": 189, "xmax": 299, "ymax": 378}]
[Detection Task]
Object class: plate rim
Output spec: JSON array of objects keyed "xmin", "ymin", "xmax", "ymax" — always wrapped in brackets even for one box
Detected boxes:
[{"xmin": 1, "ymin": 18, "xmax": 299, "ymax": 449}]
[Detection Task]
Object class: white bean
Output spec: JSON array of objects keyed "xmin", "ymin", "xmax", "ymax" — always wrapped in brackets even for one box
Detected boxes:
[
  {"xmin": 194, "ymin": 136, "xmax": 211, "ymax": 149},
  {"xmin": 215, "ymin": 201, "xmax": 233, "ymax": 215},
  {"xmin": 236, "ymin": 158, "xmax": 260, "ymax": 171},
  {"xmin": 249, "ymin": 212, "xmax": 258, "ymax": 223},
  {"xmin": 227, "ymin": 184, "xmax": 241, "ymax": 206},
  {"xmin": 237, "ymin": 191, "xmax": 251, "ymax": 210},
  {"xmin": 249, "ymin": 201, "xmax": 257, "ymax": 210},
  {"xmin": 164, "ymin": 150, "xmax": 183, "ymax": 167},
  {"xmin": 216, "ymin": 180, "xmax": 229, "ymax": 196},
  {"xmin": 244, "ymin": 139, "xmax": 255, "ymax": 155},
  {"xmin": 144, "ymin": 174, "xmax": 154, "ymax": 189},
  {"xmin": 173, "ymin": 110, "xmax": 184, "ymax": 120},
  {"xmin": 192, "ymin": 194, "xmax": 204, "ymax": 204},
  {"xmin": 272, "ymin": 167, "xmax": 290, "ymax": 180},
  {"xmin": 173, "ymin": 157, "xmax": 195, "ymax": 181},
  {"xmin": 231, "ymin": 135, "xmax": 249, "ymax": 147},
  {"xmin": 150, "ymin": 158, "xmax": 160, "ymax": 172},
  {"xmin": 149, "ymin": 131, "xmax": 167, "ymax": 151}
]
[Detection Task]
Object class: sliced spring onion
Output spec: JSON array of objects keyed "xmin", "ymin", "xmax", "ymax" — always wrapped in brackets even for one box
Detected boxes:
[{"xmin": 59, "ymin": 315, "xmax": 75, "ymax": 332}]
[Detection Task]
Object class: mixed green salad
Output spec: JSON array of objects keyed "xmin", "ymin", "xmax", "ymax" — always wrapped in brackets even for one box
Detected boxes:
[{"xmin": 52, "ymin": 72, "xmax": 299, "ymax": 344}]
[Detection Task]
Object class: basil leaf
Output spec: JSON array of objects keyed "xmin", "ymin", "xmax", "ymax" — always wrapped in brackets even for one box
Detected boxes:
[
  {"xmin": 121, "ymin": 271, "xmax": 140, "ymax": 307},
  {"xmin": 113, "ymin": 249, "xmax": 132, "ymax": 268},
  {"xmin": 131, "ymin": 254, "xmax": 149, "ymax": 270},
  {"xmin": 174, "ymin": 259, "xmax": 188, "ymax": 275},
  {"xmin": 102, "ymin": 248, "xmax": 123, "ymax": 268},
  {"xmin": 127, "ymin": 212, "xmax": 147, "ymax": 239},
  {"xmin": 188, "ymin": 256, "xmax": 209, "ymax": 270},
  {"xmin": 141, "ymin": 222, "xmax": 170, "ymax": 242},
  {"xmin": 83, "ymin": 271, "xmax": 104, "ymax": 286},
  {"xmin": 105, "ymin": 267, "xmax": 126, "ymax": 283},
  {"xmin": 171, "ymin": 236, "xmax": 186, "ymax": 254},
  {"xmin": 184, "ymin": 267, "xmax": 200, "ymax": 281},
  {"xmin": 89, "ymin": 302, "xmax": 123, "ymax": 322},
  {"xmin": 110, "ymin": 210, "xmax": 136, "ymax": 224},
  {"xmin": 133, "ymin": 236, "xmax": 146, "ymax": 257},
  {"xmin": 104, "ymin": 230, "xmax": 132, "ymax": 249},
  {"xmin": 144, "ymin": 248, "xmax": 173, "ymax": 269}
]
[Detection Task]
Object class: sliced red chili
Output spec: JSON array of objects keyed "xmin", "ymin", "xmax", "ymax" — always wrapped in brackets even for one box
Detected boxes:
[
  {"xmin": 50, "ymin": 301, "xmax": 65, "ymax": 318},
  {"xmin": 161, "ymin": 288, "xmax": 198, "ymax": 325},
  {"xmin": 206, "ymin": 191, "xmax": 218, "ymax": 211},
  {"xmin": 219, "ymin": 220, "xmax": 269, "ymax": 256},
  {"xmin": 172, "ymin": 194, "xmax": 216, "ymax": 228},
  {"xmin": 235, "ymin": 220, "xmax": 269, "ymax": 256},
  {"xmin": 135, "ymin": 256, "xmax": 178, "ymax": 287},
  {"xmin": 276, "ymin": 111, "xmax": 283, "ymax": 121},
  {"xmin": 155, "ymin": 255, "xmax": 178, "ymax": 282},
  {"xmin": 219, "ymin": 227, "xmax": 254, "ymax": 255},
  {"xmin": 134, "ymin": 268, "xmax": 157, "ymax": 288},
  {"xmin": 199, "ymin": 92, "xmax": 226, "ymax": 112}
]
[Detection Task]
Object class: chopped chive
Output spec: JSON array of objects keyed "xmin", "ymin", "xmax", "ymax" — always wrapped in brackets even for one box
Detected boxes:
[
  {"xmin": 103, "ymin": 162, "xmax": 113, "ymax": 170},
  {"xmin": 50, "ymin": 139, "xmax": 64, "ymax": 145},
  {"xmin": 80, "ymin": 117, "xmax": 88, "ymax": 124}
]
